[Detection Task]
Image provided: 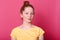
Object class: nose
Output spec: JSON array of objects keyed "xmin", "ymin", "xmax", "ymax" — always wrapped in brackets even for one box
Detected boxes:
[{"xmin": 28, "ymin": 13, "xmax": 31, "ymax": 18}]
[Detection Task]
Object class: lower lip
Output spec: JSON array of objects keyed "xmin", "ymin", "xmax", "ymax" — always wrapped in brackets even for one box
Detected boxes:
[{"xmin": 28, "ymin": 19, "xmax": 31, "ymax": 20}]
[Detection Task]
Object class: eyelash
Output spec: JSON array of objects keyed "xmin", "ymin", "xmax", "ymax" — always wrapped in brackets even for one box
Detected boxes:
[
  {"xmin": 26, "ymin": 13, "xmax": 28, "ymax": 14},
  {"xmin": 26, "ymin": 13, "xmax": 34, "ymax": 15}
]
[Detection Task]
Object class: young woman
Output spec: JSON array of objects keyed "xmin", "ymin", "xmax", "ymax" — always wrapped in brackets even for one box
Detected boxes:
[{"xmin": 10, "ymin": 1, "xmax": 45, "ymax": 40}]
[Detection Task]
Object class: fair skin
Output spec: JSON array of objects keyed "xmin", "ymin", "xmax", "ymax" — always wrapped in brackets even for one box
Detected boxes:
[{"xmin": 11, "ymin": 7, "xmax": 44, "ymax": 40}]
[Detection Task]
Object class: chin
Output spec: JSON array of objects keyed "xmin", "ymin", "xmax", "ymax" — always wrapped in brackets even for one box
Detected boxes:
[{"xmin": 27, "ymin": 20, "xmax": 32, "ymax": 23}]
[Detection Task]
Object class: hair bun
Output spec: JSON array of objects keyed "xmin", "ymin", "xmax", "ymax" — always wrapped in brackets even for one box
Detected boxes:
[{"xmin": 24, "ymin": 1, "xmax": 30, "ymax": 6}]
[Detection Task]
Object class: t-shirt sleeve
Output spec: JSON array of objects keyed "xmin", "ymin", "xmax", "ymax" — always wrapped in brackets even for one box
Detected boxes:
[
  {"xmin": 39, "ymin": 27, "xmax": 45, "ymax": 37},
  {"xmin": 10, "ymin": 28, "xmax": 16, "ymax": 39}
]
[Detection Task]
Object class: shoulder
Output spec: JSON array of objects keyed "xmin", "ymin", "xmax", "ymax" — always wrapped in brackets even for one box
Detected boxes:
[
  {"xmin": 11, "ymin": 26, "xmax": 19, "ymax": 33},
  {"xmin": 11, "ymin": 25, "xmax": 23, "ymax": 32},
  {"xmin": 33, "ymin": 25, "xmax": 45, "ymax": 32},
  {"xmin": 33, "ymin": 25, "xmax": 42, "ymax": 29}
]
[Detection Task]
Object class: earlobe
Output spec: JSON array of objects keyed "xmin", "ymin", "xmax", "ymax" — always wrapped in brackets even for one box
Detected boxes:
[{"xmin": 20, "ymin": 14, "xmax": 23, "ymax": 18}]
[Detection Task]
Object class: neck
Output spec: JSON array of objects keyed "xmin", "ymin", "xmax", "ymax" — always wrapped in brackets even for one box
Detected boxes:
[{"xmin": 22, "ymin": 21, "xmax": 32, "ymax": 28}]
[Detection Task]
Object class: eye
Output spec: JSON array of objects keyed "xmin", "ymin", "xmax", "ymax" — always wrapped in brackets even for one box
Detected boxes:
[{"xmin": 26, "ymin": 13, "xmax": 28, "ymax": 14}]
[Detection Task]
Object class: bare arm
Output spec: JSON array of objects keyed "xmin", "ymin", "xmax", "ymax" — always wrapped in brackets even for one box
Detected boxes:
[
  {"xmin": 39, "ymin": 35, "xmax": 44, "ymax": 40},
  {"xmin": 11, "ymin": 37, "xmax": 16, "ymax": 40}
]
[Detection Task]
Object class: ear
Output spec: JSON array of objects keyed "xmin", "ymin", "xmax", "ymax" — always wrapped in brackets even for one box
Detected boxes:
[{"xmin": 20, "ymin": 14, "xmax": 23, "ymax": 18}]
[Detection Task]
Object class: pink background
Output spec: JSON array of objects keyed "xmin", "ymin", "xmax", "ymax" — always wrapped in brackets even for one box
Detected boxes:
[{"xmin": 0, "ymin": 0, "xmax": 60, "ymax": 40}]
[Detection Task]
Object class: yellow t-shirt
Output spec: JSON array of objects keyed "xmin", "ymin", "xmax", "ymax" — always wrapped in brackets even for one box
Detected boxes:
[{"xmin": 10, "ymin": 26, "xmax": 45, "ymax": 40}]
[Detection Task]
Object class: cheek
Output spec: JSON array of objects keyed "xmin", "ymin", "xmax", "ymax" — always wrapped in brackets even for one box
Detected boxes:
[
  {"xmin": 31, "ymin": 15, "xmax": 34, "ymax": 19},
  {"xmin": 23, "ymin": 14, "xmax": 28, "ymax": 18}
]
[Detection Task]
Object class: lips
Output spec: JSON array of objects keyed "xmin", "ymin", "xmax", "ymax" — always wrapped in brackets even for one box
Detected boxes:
[{"xmin": 28, "ymin": 19, "xmax": 31, "ymax": 20}]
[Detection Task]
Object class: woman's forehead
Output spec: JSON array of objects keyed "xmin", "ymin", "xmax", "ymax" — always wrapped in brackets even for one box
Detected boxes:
[{"xmin": 24, "ymin": 7, "xmax": 34, "ymax": 12}]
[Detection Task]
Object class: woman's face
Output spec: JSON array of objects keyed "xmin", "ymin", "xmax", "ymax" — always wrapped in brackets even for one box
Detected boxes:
[{"xmin": 21, "ymin": 7, "xmax": 34, "ymax": 23}]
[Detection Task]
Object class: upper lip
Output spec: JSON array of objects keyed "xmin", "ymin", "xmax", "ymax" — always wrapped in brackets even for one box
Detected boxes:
[{"xmin": 28, "ymin": 18, "xmax": 31, "ymax": 20}]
